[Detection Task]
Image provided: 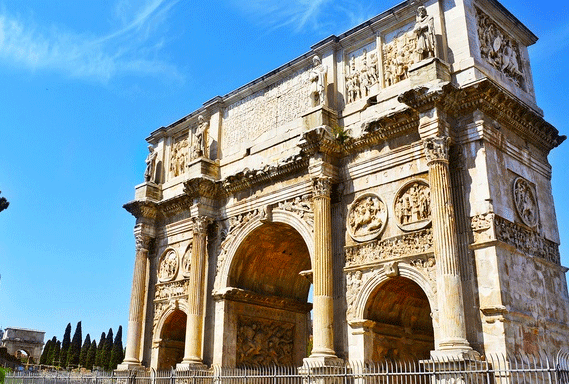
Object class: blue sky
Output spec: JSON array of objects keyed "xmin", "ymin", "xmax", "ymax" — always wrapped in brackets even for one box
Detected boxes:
[{"xmin": 0, "ymin": 0, "xmax": 568, "ymax": 347}]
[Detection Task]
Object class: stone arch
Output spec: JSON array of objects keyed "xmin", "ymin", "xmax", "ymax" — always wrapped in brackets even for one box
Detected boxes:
[
  {"xmin": 154, "ymin": 305, "xmax": 188, "ymax": 370},
  {"xmin": 215, "ymin": 209, "xmax": 314, "ymax": 292},
  {"xmin": 153, "ymin": 300, "xmax": 189, "ymax": 339},
  {"xmin": 348, "ymin": 263, "xmax": 437, "ymax": 361},
  {"xmin": 213, "ymin": 209, "xmax": 314, "ymax": 367},
  {"xmin": 352, "ymin": 263, "xmax": 436, "ymax": 320}
]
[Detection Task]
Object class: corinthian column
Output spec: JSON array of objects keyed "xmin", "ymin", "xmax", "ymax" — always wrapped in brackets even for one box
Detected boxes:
[
  {"xmin": 424, "ymin": 136, "xmax": 474, "ymax": 357},
  {"xmin": 180, "ymin": 216, "xmax": 211, "ymax": 367},
  {"xmin": 120, "ymin": 231, "xmax": 153, "ymax": 369},
  {"xmin": 309, "ymin": 176, "xmax": 337, "ymax": 359}
]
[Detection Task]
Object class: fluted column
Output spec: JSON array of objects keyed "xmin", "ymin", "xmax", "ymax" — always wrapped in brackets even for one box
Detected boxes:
[
  {"xmin": 121, "ymin": 232, "xmax": 153, "ymax": 367},
  {"xmin": 424, "ymin": 136, "xmax": 473, "ymax": 356},
  {"xmin": 180, "ymin": 216, "xmax": 211, "ymax": 366},
  {"xmin": 310, "ymin": 176, "xmax": 337, "ymax": 358}
]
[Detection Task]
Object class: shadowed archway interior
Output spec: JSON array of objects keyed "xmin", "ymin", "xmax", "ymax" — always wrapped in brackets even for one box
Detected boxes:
[
  {"xmin": 157, "ymin": 309, "xmax": 186, "ymax": 370},
  {"xmin": 364, "ymin": 276, "xmax": 434, "ymax": 360}
]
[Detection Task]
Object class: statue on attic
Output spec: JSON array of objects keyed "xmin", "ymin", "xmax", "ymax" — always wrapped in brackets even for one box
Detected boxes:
[{"xmin": 414, "ymin": 6, "xmax": 436, "ymax": 61}]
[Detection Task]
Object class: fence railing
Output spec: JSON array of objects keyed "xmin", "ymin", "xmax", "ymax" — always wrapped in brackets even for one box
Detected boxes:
[{"xmin": 6, "ymin": 352, "xmax": 569, "ymax": 384}]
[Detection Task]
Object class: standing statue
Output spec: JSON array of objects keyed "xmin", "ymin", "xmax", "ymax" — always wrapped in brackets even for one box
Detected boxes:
[
  {"xmin": 192, "ymin": 115, "xmax": 209, "ymax": 160},
  {"xmin": 309, "ymin": 55, "xmax": 327, "ymax": 107},
  {"xmin": 144, "ymin": 145, "xmax": 158, "ymax": 183},
  {"xmin": 413, "ymin": 6, "xmax": 435, "ymax": 61},
  {"xmin": 0, "ymin": 191, "xmax": 9, "ymax": 213}
]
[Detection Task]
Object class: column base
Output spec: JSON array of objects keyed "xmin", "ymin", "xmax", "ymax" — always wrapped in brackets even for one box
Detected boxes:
[
  {"xmin": 303, "ymin": 354, "xmax": 343, "ymax": 367},
  {"xmin": 116, "ymin": 361, "xmax": 145, "ymax": 371},
  {"xmin": 176, "ymin": 361, "xmax": 208, "ymax": 370},
  {"xmin": 430, "ymin": 344, "xmax": 480, "ymax": 361}
]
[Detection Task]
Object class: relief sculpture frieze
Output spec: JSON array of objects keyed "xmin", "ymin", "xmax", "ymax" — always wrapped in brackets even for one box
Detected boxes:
[
  {"xmin": 276, "ymin": 195, "xmax": 314, "ymax": 230},
  {"xmin": 345, "ymin": 228, "xmax": 433, "ymax": 267},
  {"xmin": 513, "ymin": 177, "xmax": 539, "ymax": 228},
  {"xmin": 154, "ymin": 279, "xmax": 189, "ymax": 301},
  {"xmin": 158, "ymin": 249, "xmax": 179, "ymax": 282},
  {"xmin": 347, "ymin": 193, "xmax": 388, "ymax": 242},
  {"xmin": 237, "ymin": 317, "xmax": 294, "ymax": 367},
  {"xmin": 345, "ymin": 44, "xmax": 379, "ymax": 104}
]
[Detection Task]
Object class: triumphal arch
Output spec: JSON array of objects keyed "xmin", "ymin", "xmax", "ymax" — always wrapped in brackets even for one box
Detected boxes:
[{"xmin": 118, "ymin": 0, "xmax": 569, "ymax": 370}]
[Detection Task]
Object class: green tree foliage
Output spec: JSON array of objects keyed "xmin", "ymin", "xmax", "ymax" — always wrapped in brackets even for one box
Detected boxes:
[
  {"xmin": 52, "ymin": 341, "xmax": 61, "ymax": 367},
  {"xmin": 46, "ymin": 336, "xmax": 57, "ymax": 365},
  {"xmin": 95, "ymin": 332, "xmax": 105, "ymax": 369},
  {"xmin": 66, "ymin": 321, "xmax": 82, "ymax": 368},
  {"xmin": 40, "ymin": 338, "xmax": 53, "ymax": 365},
  {"xmin": 79, "ymin": 334, "xmax": 91, "ymax": 368},
  {"xmin": 60, "ymin": 323, "xmax": 72, "ymax": 368},
  {"xmin": 101, "ymin": 328, "xmax": 113, "ymax": 371},
  {"xmin": 85, "ymin": 340, "xmax": 97, "ymax": 371},
  {"xmin": 108, "ymin": 326, "xmax": 123, "ymax": 370}
]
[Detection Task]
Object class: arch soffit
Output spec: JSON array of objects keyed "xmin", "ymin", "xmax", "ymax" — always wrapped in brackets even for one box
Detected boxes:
[
  {"xmin": 153, "ymin": 301, "xmax": 189, "ymax": 342},
  {"xmin": 352, "ymin": 264, "xmax": 437, "ymax": 321},
  {"xmin": 216, "ymin": 209, "xmax": 315, "ymax": 292}
]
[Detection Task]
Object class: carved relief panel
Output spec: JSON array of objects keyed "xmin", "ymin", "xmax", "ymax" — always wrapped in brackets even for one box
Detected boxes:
[
  {"xmin": 394, "ymin": 180, "xmax": 431, "ymax": 231},
  {"xmin": 513, "ymin": 177, "xmax": 539, "ymax": 228},
  {"xmin": 476, "ymin": 8, "xmax": 525, "ymax": 89},
  {"xmin": 236, "ymin": 316, "xmax": 294, "ymax": 367},
  {"xmin": 382, "ymin": 24, "xmax": 416, "ymax": 87},
  {"xmin": 181, "ymin": 241, "xmax": 192, "ymax": 278},
  {"xmin": 344, "ymin": 42, "xmax": 379, "ymax": 104},
  {"xmin": 158, "ymin": 248, "xmax": 179, "ymax": 282},
  {"xmin": 347, "ymin": 193, "xmax": 388, "ymax": 242},
  {"xmin": 169, "ymin": 135, "xmax": 189, "ymax": 178}
]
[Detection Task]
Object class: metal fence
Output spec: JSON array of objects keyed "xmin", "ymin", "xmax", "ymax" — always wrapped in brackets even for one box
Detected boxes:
[{"xmin": 6, "ymin": 352, "xmax": 569, "ymax": 384}]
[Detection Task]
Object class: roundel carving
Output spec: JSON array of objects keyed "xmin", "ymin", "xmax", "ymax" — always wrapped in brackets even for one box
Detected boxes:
[
  {"xmin": 158, "ymin": 249, "xmax": 179, "ymax": 282},
  {"xmin": 181, "ymin": 242, "xmax": 192, "ymax": 277},
  {"xmin": 347, "ymin": 193, "xmax": 388, "ymax": 242},
  {"xmin": 394, "ymin": 180, "xmax": 431, "ymax": 231},
  {"xmin": 513, "ymin": 177, "xmax": 538, "ymax": 228}
]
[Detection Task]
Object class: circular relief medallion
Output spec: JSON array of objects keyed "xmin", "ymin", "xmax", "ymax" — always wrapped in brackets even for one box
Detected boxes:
[
  {"xmin": 513, "ymin": 177, "xmax": 538, "ymax": 227},
  {"xmin": 347, "ymin": 193, "xmax": 388, "ymax": 242},
  {"xmin": 181, "ymin": 242, "xmax": 192, "ymax": 277},
  {"xmin": 394, "ymin": 180, "xmax": 431, "ymax": 231},
  {"xmin": 158, "ymin": 249, "xmax": 179, "ymax": 282}
]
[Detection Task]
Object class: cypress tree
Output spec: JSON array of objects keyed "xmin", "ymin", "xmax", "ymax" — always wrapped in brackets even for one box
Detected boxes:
[
  {"xmin": 108, "ymin": 326, "xmax": 124, "ymax": 370},
  {"xmin": 86, "ymin": 340, "xmax": 97, "ymax": 371},
  {"xmin": 79, "ymin": 334, "xmax": 91, "ymax": 368},
  {"xmin": 40, "ymin": 338, "xmax": 53, "ymax": 365},
  {"xmin": 95, "ymin": 332, "xmax": 106, "ymax": 369},
  {"xmin": 101, "ymin": 328, "xmax": 113, "ymax": 370},
  {"xmin": 67, "ymin": 321, "xmax": 82, "ymax": 367},
  {"xmin": 60, "ymin": 323, "xmax": 72, "ymax": 368},
  {"xmin": 46, "ymin": 336, "xmax": 58, "ymax": 365},
  {"xmin": 53, "ymin": 341, "xmax": 61, "ymax": 367}
]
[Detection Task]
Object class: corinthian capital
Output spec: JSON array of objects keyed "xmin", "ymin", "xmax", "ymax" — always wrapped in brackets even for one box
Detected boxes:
[
  {"xmin": 424, "ymin": 136, "xmax": 451, "ymax": 163},
  {"xmin": 192, "ymin": 216, "xmax": 213, "ymax": 234},
  {"xmin": 135, "ymin": 233, "xmax": 154, "ymax": 253},
  {"xmin": 312, "ymin": 176, "xmax": 332, "ymax": 198}
]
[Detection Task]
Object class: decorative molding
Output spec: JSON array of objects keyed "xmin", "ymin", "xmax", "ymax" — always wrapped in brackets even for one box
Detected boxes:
[
  {"xmin": 345, "ymin": 228, "xmax": 433, "ymax": 267},
  {"xmin": 124, "ymin": 200, "xmax": 159, "ymax": 220},
  {"xmin": 394, "ymin": 180, "xmax": 431, "ymax": 231},
  {"xmin": 298, "ymin": 126, "xmax": 342, "ymax": 157},
  {"xmin": 135, "ymin": 233, "xmax": 154, "ymax": 253},
  {"xmin": 470, "ymin": 213, "xmax": 560, "ymax": 264},
  {"xmin": 214, "ymin": 287, "xmax": 312, "ymax": 314},
  {"xmin": 184, "ymin": 177, "xmax": 221, "ymax": 200},
  {"xmin": 312, "ymin": 176, "xmax": 332, "ymax": 198},
  {"xmin": 192, "ymin": 215, "xmax": 213, "ymax": 234},
  {"xmin": 347, "ymin": 193, "xmax": 388, "ymax": 242}
]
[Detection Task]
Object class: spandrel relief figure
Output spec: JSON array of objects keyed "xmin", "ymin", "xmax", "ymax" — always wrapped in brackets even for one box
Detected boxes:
[
  {"xmin": 414, "ymin": 6, "xmax": 435, "ymax": 61},
  {"xmin": 309, "ymin": 55, "xmax": 327, "ymax": 107},
  {"xmin": 191, "ymin": 115, "xmax": 209, "ymax": 160},
  {"xmin": 144, "ymin": 145, "xmax": 157, "ymax": 183}
]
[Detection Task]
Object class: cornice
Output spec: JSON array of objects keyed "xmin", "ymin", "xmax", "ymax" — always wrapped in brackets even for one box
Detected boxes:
[
  {"xmin": 298, "ymin": 126, "xmax": 342, "ymax": 157},
  {"xmin": 213, "ymin": 287, "xmax": 312, "ymax": 314},
  {"xmin": 123, "ymin": 200, "xmax": 159, "ymax": 220}
]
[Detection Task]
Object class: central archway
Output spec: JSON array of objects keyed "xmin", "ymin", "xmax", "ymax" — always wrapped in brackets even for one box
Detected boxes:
[{"xmin": 219, "ymin": 221, "xmax": 313, "ymax": 367}]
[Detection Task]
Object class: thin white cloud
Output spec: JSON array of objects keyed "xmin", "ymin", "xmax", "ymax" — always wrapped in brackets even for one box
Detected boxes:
[
  {"xmin": 0, "ymin": 1, "xmax": 182, "ymax": 83},
  {"xmin": 230, "ymin": 0, "xmax": 378, "ymax": 35}
]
